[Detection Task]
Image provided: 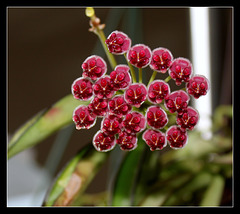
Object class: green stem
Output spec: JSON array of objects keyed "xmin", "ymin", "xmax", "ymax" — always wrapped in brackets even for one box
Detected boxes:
[
  {"xmin": 138, "ymin": 68, "xmax": 142, "ymax": 83},
  {"xmin": 124, "ymin": 53, "xmax": 137, "ymax": 83},
  {"xmin": 96, "ymin": 28, "xmax": 117, "ymax": 70},
  {"xmin": 164, "ymin": 75, "xmax": 172, "ymax": 83},
  {"xmin": 147, "ymin": 70, "xmax": 157, "ymax": 87}
]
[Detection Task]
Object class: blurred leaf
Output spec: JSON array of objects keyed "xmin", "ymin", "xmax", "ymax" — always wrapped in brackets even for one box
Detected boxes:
[
  {"xmin": 75, "ymin": 192, "xmax": 107, "ymax": 206},
  {"xmin": 210, "ymin": 152, "xmax": 232, "ymax": 165},
  {"xmin": 163, "ymin": 172, "xmax": 212, "ymax": 206},
  {"xmin": 133, "ymin": 150, "xmax": 161, "ymax": 205},
  {"xmin": 8, "ymin": 94, "xmax": 89, "ymax": 159},
  {"xmin": 160, "ymin": 131, "xmax": 229, "ymax": 167},
  {"xmin": 200, "ymin": 175, "xmax": 225, "ymax": 206},
  {"xmin": 139, "ymin": 173, "xmax": 192, "ymax": 206},
  {"xmin": 110, "ymin": 134, "xmax": 146, "ymax": 206},
  {"xmin": 212, "ymin": 105, "xmax": 232, "ymax": 133},
  {"xmin": 43, "ymin": 143, "xmax": 109, "ymax": 206}
]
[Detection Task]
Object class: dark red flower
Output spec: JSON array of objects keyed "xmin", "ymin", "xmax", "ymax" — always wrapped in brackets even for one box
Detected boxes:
[
  {"xmin": 124, "ymin": 83, "xmax": 148, "ymax": 108},
  {"xmin": 101, "ymin": 115, "xmax": 122, "ymax": 136},
  {"xmin": 71, "ymin": 77, "xmax": 93, "ymax": 101},
  {"xmin": 108, "ymin": 95, "xmax": 131, "ymax": 118},
  {"xmin": 82, "ymin": 55, "xmax": 107, "ymax": 81},
  {"xmin": 110, "ymin": 64, "xmax": 131, "ymax": 90},
  {"xmin": 88, "ymin": 97, "xmax": 108, "ymax": 117},
  {"xmin": 186, "ymin": 75, "xmax": 210, "ymax": 99},
  {"xmin": 73, "ymin": 105, "xmax": 97, "ymax": 130},
  {"xmin": 143, "ymin": 129, "xmax": 167, "ymax": 151},
  {"xmin": 150, "ymin": 47, "xmax": 173, "ymax": 73},
  {"xmin": 165, "ymin": 90, "xmax": 190, "ymax": 115},
  {"xmin": 169, "ymin": 57, "xmax": 192, "ymax": 86},
  {"xmin": 93, "ymin": 130, "xmax": 116, "ymax": 152},
  {"xmin": 147, "ymin": 80, "xmax": 170, "ymax": 104},
  {"xmin": 122, "ymin": 111, "xmax": 146, "ymax": 134},
  {"xmin": 116, "ymin": 131, "xmax": 137, "ymax": 151},
  {"xmin": 105, "ymin": 31, "xmax": 131, "ymax": 55},
  {"xmin": 146, "ymin": 106, "xmax": 168, "ymax": 130},
  {"xmin": 166, "ymin": 125, "xmax": 188, "ymax": 149},
  {"xmin": 176, "ymin": 106, "xmax": 199, "ymax": 131},
  {"xmin": 93, "ymin": 76, "xmax": 115, "ymax": 99},
  {"xmin": 127, "ymin": 44, "xmax": 152, "ymax": 68}
]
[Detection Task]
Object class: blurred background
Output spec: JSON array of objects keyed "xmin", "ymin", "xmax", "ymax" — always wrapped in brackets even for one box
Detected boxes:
[{"xmin": 7, "ymin": 7, "xmax": 232, "ymax": 206}]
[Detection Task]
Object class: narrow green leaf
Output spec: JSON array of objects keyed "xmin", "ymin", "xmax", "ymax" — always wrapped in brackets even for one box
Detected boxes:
[
  {"xmin": 111, "ymin": 133, "xmax": 146, "ymax": 206},
  {"xmin": 8, "ymin": 94, "xmax": 89, "ymax": 159},
  {"xmin": 212, "ymin": 105, "xmax": 232, "ymax": 132},
  {"xmin": 43, "ymin": 143, "xmax": 109, "ymax": 206},
  {"xmin": 200, "ymin": 175, "xmax": 225, "ymax": 207},
  {"xmin": 139, "ymin": 173, "xmax": 192, "ymax": 206},
  {"xmin": 162, "ymin": 172, "xmax": 212, "ymax": 206}
]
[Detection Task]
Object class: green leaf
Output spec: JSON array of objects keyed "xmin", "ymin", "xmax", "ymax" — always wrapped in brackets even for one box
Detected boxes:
[
  {"xmin": 200, "ymin": 175, "xmax": 225, "ymax": 207},
  {"xmin": 212, "ymin": 105, "xmax": 232, "ymax": 132},
  {"xmin": 8, "ymin": 94, "xmax": 89, "ymax": 159},
  {"xmin": 162, "ymin": 172, "xmax": 212, "ymax": 206},
  {"xmin": 139, "ymin": 173, "xmax": 192, "ymax": 206},
  {"xmin": 110, "ymin": 133, "xmax": 146, "ymax": 206},
  {"xmin": 43, "ymin": 143, "xmax": 109, "ymax": 206}
]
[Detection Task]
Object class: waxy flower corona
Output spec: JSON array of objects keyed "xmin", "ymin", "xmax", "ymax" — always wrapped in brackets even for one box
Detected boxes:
[{"xmin": 72, "ymin": 25, "xmax": 210, "ymax": 152}]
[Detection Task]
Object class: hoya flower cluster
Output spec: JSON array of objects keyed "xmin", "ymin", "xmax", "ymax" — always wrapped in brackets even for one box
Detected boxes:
[{"xmin": 71, "ymin": 30, "xmax": 210, "ymax": 152}]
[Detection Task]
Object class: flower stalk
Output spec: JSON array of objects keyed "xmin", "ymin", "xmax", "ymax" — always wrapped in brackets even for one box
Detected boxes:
[
  {"xmin": 86, "ymin": 7, "xmax": 117, "ymax": 70},
  {"xmin": 124, "ymin": 53, "xmax": 137, "ymax": 83},
  {"xmin": 138, "ymin": 68, "xmax": 142, "ymax": 83},
  {"xmin": 147, "ymin": 70, "xmax": 157, "ymax": 87},
  {"xmin": 164, "ymin": 75, "xmax": 172, "ymax": 83}
]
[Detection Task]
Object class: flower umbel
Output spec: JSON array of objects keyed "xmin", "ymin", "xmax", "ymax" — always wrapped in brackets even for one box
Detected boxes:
[{"xmin": 71, "ymin": 24, "xmax": 210, "ymax": 152}]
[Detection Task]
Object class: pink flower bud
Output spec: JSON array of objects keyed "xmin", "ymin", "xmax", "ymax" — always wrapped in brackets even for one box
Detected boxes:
[
  {"xmin": 117, "ymin": 131, "xmax": 137, "ymax": 151},
  {"xmin": 122, "ymin": 111, "xmax": 146, "ymax": 134},
  {"xmin": 73, "ymin": 105, "xmax": 96, "ymax": 130},
  {"xmin": 124, "ymin": 83, "xmax": 148, "ymax": 108},
  {"xmin": 108, "ymin": 95, "xmax": 132, "ymax": 118},
  {"xmin": 150, "ymin": 47, "xmax": 173, "ymax": 73},
  {"xmin": 88, "ymin": 97, "xmax": 108, "ymax": 117},
  {"xmin": 101, "ymin": 115, "xmax": 122, "ymax": 136},
  {"xmin": 93, "ymin": 76, "xmax": 115, "ymax": 99},
  {"xmin": 165, "ymin": 90, "xmax": 190, "ymax": 115},
  {"xmin": 93, "ymin": 130, "xmax": 116, "ymax": 152},
  {"xmin": 110, "ymin": 64, "xmax": 132, "ymax": 90},
  {"xmin": 169, "ymin": 57, "xmax": 192, "ymax": 86},
  {"xmin": 126, "ymin": 44, "xmax": 152, "ymax": 68},
  {"xmin": 147, "ymin": 80, "xmax": 170, "ymax": 104},
  {"xmin": 176, "ymin": 106, "xmax": 199, "ymax": 131},
  {"xmin": 186, "ymin": 75, "xmax": 210, "ymax": 99},
  {"xmin": 81, "ymin": 55, "xmax": 107, "ymax": 81},
  {"xmin": 105, "ymin": 31, "xmax": 131, "ymax": 55},
  {"xmin": 166, "ymin": 125, "xmax": 188, "ymax": 149},
  {"xmin": 146, "ymin": 106, "xmax": 168, "ymax": 130},
  {"xmin": 71, "ymin": 77, "xmax": 93, "ymax": 101},
  {"xmin": 143, "ymin": 129, "xmax": 167, "ymax": 151}
]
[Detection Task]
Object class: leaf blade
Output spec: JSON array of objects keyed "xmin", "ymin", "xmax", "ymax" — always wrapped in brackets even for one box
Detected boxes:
[
  {"xmin": 43, "ymin": 143, "xmax": 109, "ymax": 206},
  {"xmin": 8, "ymin": 94, "xmax": 89, "ymax": 159},
  {"xmin": 200, "ymin": 175, "xmax": 225, "ymax": 207},
  {"xmin": 110, "ymin": 134, "xmax": 146, "ymax": 206}
]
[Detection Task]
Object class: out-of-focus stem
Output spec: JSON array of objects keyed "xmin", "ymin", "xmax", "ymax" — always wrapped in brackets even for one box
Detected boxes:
[
  {"xmin": 96, "ymin": 29, "xmax": 117, "ymax": 70},
  {"xmin": 164, "ymin": 75, "xmax": 172, "ymax": 83},
  {"xmin": 124, "ymin": 53, "xmax": 137, "ymax": 83},
  {"xmin": 147, "ymin": 70, "xmax": 157, "ymax": 87},
  {"xmin": 139, "ymin": 68, "xmax": 142, "ymax": 83},
  {"xmin": 86, "ymin": 7, "xmax": 117, "ymax": 70}
]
